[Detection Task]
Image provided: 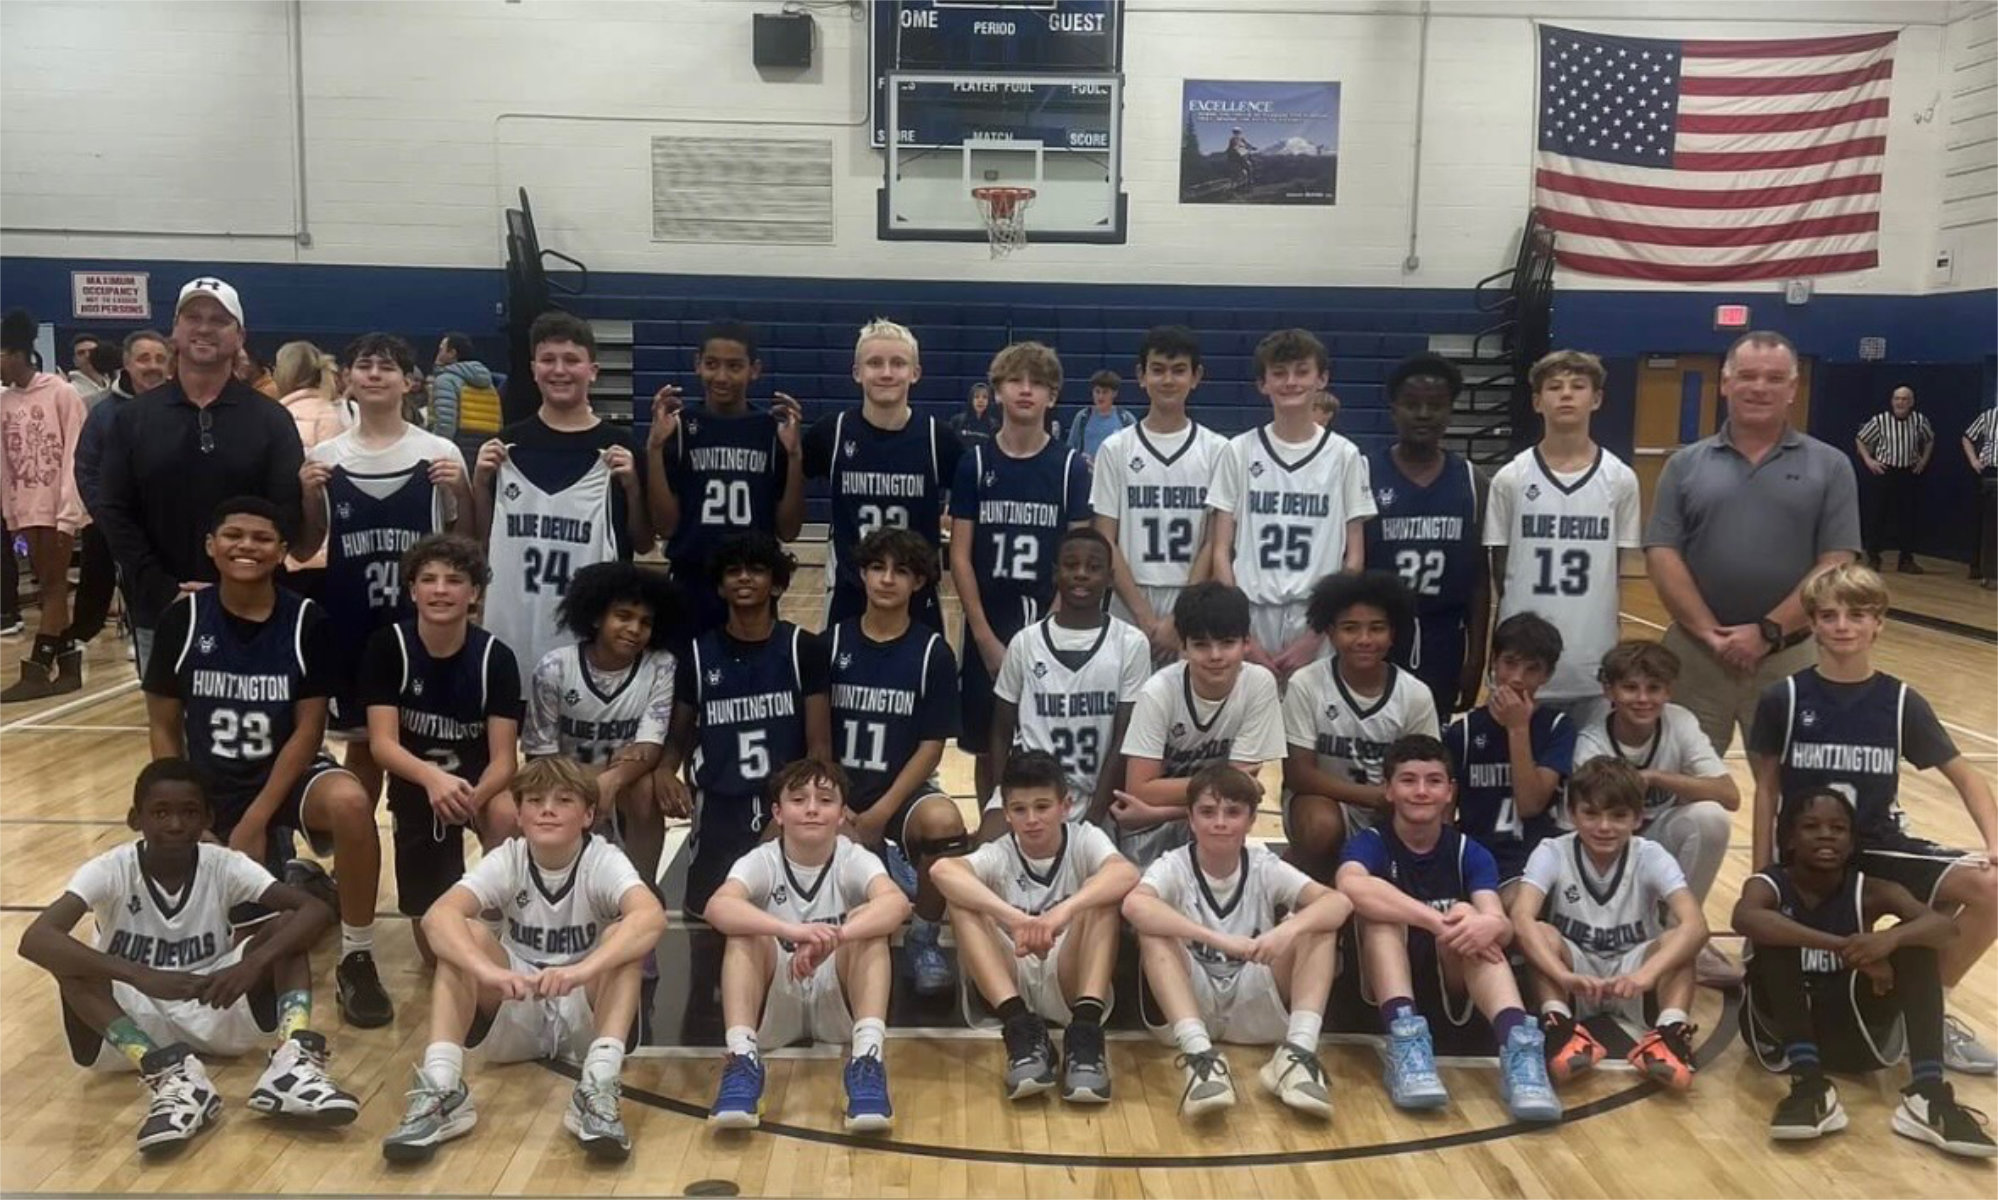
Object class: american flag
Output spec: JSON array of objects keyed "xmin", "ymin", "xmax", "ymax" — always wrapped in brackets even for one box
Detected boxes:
[{"xmin": 1534, "ymin": 25, "xmax": 1896, "ymax": 283}]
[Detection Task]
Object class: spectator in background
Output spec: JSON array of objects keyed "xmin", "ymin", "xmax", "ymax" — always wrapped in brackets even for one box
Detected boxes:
[
  {"xmin": 950, "ymin": 381, "xmax": 998, "ymax": 449},
  {"xmin": 1643, "ymin": 331, "xmax": 1860, "ymax": 758},
  {"xmin": 1854, "ymin": 385, "xmax": 1933, "ymax": 574},
  {"xmin": 1068, "ymin": 369, "xmax": 1135, "ymax": 461},
  {"xmin": 1, "ymin": 526, "xmax": 18, "ymax": 637},
  {"xmin": 72, "ymin": 330, "xmax": 171, "ymax": 654},
  {"xmin": 68, "ymin": 334, "xmax": 110, "ymax": 405},
  {"xmin": 1, "ymin": 308, "xmax": 89, "ymax": 699},
  {"xmin": 1310, "ymin": 389, "xmax": 1340, "ymax": 429},
  {"xmin": 430, "ymin": 331, "xmax": 506, "ymax": 453},
  {"xmin": 1965, "ymin": 402, "xmax": 1998, "ymax": 590},
  {"xmin": 96, "ymin": 278, "xmax": 304, "ymax": 677},
  {"xmin": 82, "ymin": 341, "xmax": 122, "ymax": 407},
  {"xmin": 234, "ymin": 345, "xmax": 279, "ymax": 398},
  {"xmin": 273, "ymin": 341, "xmax": 349, "ymax": 577}
]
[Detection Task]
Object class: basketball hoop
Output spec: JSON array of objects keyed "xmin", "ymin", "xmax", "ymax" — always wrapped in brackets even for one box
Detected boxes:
[{"xmin": 971, "ymin": 185, "xmax": 1035, "ymax": 258}]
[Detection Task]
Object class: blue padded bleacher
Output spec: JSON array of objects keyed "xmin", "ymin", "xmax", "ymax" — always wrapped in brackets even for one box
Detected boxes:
[{"xmin": 605, "ymin": 294, "xmax": 1475, "ymax": 525}]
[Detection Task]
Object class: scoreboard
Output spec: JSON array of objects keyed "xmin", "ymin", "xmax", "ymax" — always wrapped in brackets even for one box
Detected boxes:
[{"xmin": 870, "ymin": 0, "xmax": 1123, "ymax": 148}]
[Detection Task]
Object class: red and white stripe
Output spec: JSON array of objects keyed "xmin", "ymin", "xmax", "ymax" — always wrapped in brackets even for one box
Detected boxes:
[{"xmin": 1536, "ymin": 30, "xmax": 1896, "ymax": 283}]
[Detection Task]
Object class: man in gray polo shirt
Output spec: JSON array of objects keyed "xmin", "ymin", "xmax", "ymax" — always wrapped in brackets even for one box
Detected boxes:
[{"xmin": 1643, "ymin": 330, "xmax": 1861, "ymax": 756}]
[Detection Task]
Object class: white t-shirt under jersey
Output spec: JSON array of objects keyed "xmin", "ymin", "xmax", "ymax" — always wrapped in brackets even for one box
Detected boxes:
[
  {"xmin": 1484, "ymin": 447, "xmax": 1640, "ymax": 704},
  {"xmin": 726, "ymin": 836, "xmax": 887, "ymax": 934},
  {"xmin": 1282, "ymin": 658, "xmax": 1440, "ymax": 787},
  {"xmin": 994, "ymin": 616, "xmax": 1152, "ymax": 813},
  {"xmin": 455, "ymin": 834, "xmax": 646, "ymax": 967},
  {"xmin": 1521, "ymin": 832, "xmax": 1687, "ymax": 958},
  {"xmin": 1569, "ymin": 699, "xmax": 1728, "ymax": 822},
  {"xmin": 1121, "ymin": 661, "xmax": 1287, "ymax": 774},
  {"xmin": 309, "ymin": 423, "xmax": 468, "ymax": 520},
  {"xmin": 963, "ymin": 822, "xmax": 1121, "ymax": 917},
  {"xmin": 1089, "ymin": 420, "xmax": 1230, "ymax": 589},
  {"xmin": 1139, "ymin": 844, "xmax": 1312, "ymax": 984},
  {"xmin": 524, "ymin": 643, "xmax": 676, "ymax": 763},
  {"xmin": 65, "ymin": 842, "xmax": 275, "ymax": 972},
  {"xmin": 1207, "ymin": 424, "xmax": 1375, "ymax": 606}
]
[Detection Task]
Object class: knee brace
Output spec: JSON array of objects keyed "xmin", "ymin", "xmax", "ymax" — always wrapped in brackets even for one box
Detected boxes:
[{"xmin": 908, "ymin": 832, "xmax": 973, "ymax": 861}]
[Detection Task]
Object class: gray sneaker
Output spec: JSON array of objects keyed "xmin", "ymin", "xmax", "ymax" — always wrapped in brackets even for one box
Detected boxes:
[
  {"xmin": 565, "ymin": 1077, "xmax": 630, "ymax": 1162},
  {"xmin": 1059, "ymin": 1021, "xmax": 1111, "ymax": 1103},
  {"xmin": 1944, "ymin": 1015, "xmax": 1998, "ymax": 1075},
  {"xmin": 1001, "ymin": 1012, "xmax": 1056, "ymax": 1099},
  {"xmin": 381, "ymin": 1070, "xmax": 477, "ymax": 1163}
]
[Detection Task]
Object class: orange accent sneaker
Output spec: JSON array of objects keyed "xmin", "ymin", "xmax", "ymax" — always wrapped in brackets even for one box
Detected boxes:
[
  {"xmin": 1630, "ymin": 1023, "xmax": 1697, "ymax": 1091},
  {"xmin": 1544, "ymin": 1015, "xmax": 1605, "ymax": 1083}
]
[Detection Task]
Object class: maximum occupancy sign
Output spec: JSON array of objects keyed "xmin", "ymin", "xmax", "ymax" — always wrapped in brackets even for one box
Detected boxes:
[{"xmin": 871, "ymin": 0, "xmax": 1124, "ymax": 148}]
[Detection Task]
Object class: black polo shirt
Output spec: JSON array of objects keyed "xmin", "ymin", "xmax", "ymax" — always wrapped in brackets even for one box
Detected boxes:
[{"xmin": 96, "ymin": 377, "xmax": 304, "ymax": 628}]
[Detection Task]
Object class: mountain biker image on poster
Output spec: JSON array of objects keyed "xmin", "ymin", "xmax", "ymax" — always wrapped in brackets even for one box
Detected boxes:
[{"xmin": 1179, "ymin": 80, "xmax": 1340, "ymax": 205}]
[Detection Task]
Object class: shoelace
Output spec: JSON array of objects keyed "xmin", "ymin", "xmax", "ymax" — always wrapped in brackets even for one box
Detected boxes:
[
  {"xmin": 1944, "ymin": 1014, "xmax": 1988, "ymax": 1051},
  {"xmin": 1066, "ymin": 1025, "xmax": 1105, "ymax": 1069},
  {"xmin": 1172, "ymin": 1052, "xmax": 1228, "ymax": 1111},
  {"xmin": 145, "ymin": 1067, "xmax": 198, "ymax": 1116},
  {"xmin": 578, "ymin": 1078, "xmax": 622, "ymax": 1121},
  {"xmin": 1277, "ymin": 1044, "xmax": 1325, "ymax": 1086},
  {"xmin": 722, "ymin": 1054, "xmax": 762, "ymax": 1092},
  {"xmin": 1389, "ymin": 1031, "xmax": 1434, "ymax": 1081},
  {"xmin": 1659, "ymin": 1023, "xmax": 1698, "ymax": 1064},
  {"xmin": 401, "ymin": 1080, "xmax": 453, "ymax": 1123}
]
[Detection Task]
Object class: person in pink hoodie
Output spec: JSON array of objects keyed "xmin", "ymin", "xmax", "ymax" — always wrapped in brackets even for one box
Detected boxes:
[{"xmin": 1, "ymin": 308, "xmax": 89, "ymax": 699}]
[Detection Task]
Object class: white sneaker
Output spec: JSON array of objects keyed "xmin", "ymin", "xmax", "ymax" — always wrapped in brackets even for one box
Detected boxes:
[
  {"xmin": 136, "ymin": 1044, "xmax": 223, "ymax": 1154},
  {"xmin": 1258, "ymin": 1042, "xmax": 1333, "ymax": 1118},
  {"xmin": 248, "ymin": 1031, "xmax": 360, "ymax": 1124},
  {"xmin": 1175, "ymin": 1049, "xmax": 1236, "ymax": 1117},
  {"xmin": 1944, "ymin": 1015, "xmax": 1998, "ymax": 1075}
]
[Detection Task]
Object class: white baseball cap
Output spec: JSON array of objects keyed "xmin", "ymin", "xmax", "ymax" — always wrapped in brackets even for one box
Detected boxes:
[{"xmin": 176, "ymin": 276, "xmax": 244, "ymax": 327}]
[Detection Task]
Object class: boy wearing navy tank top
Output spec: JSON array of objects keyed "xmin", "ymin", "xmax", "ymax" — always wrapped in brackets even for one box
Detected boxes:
[
  {"xmin": 950, "ymin": 341, "xmax": 1093, "ymax": 806},
  {"xmin": 1748, "ymin": 563, "xmax": 1998, "ymax": 1073},
  {"xmin": 1444, "ymin": 612, "xmax": 1574, "ymax": 894},
  {"xmin": 1363, "ymin": 354, "xmax": 1489, "ymax": 718}
]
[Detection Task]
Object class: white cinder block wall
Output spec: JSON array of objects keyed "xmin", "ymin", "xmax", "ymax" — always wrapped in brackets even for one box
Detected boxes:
[{"xmin": 0, "ymin": 0, "xmax": 1976, "ymax": 294}]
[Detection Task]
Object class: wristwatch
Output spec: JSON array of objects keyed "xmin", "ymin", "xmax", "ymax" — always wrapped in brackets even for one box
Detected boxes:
[{"xmin": 1757, "ymin": 618, "xmax": 1784, "ymax": 649}]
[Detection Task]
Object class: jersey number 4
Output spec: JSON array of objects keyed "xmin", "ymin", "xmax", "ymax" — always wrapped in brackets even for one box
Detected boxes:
[{"xmin": 1530, "ymin": 547, "xmax": 1590, "ymax": 597}]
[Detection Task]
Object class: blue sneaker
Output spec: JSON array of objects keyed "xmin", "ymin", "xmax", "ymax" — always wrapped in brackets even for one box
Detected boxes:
[
  {"xmin": 1383, "ymin": 1015, "xmax": 1449, "ymax": 1110},
  {"xmin": 843, "ymin": 1049, "xmax": 893, "ymax": 1132},
  {"xmin": 907, "ymin": 918, "xmax": 954, "ymax": 996},
  {"xmin": 708, "ymin": 1053, "xmax": 765, "ymax": 1129},
  {"xmin": 883, "ymin": 843, "xmax": 919, "ymax": 899},
  {"xmin": 1499, "ymin": 1024, "xmax": 1563, "ymax": 1122}
]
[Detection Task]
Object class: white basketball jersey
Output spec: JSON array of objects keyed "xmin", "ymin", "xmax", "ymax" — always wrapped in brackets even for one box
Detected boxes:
[
  {"xmin": 1124, "ymin": 661, "xmax": 1286, "ymax": 777},
  {"xmin": 1139, "ymin": 844, "xmax": 1310, "ymax": 985},
  {"xmin": 1213, "ymin": 425, "xmax": 1374, "ymax": 605},
  {"xmin": 64, "ymin": 843, "xmax": 274, "ymax": 972},
  {"xmin": 485, "ymin": 455, "xmax": 619, "ymax": 693},
  {"xmin": 529, "ymin": 643, "xmax": 674, "ymax": 766},
  {"xmin": 1283, "ymin": 658, "xmax": 1440, "ymax": 787},
  {"xmin": 1486, "ymin": 448, "xmax": 1640, "ymax": 703},
  {"xmin": 456, "ymin": 834, "xmax": 644, "ymax": 967},
  {"xmin": 1527, "ymin": 833, "xmax": 1675, "ymax": 958},
  {"xmin": 965, "ymin": 822, "xmax": 1120, "ymax": 917},
  {"xmin": 1091, "ymin": 422, "xmax": 1230, "ymax": 588},
  {"xmin": 1003, "ymin": 617, "xmax": 1151, "ymax": 816},
  {"xmin": 727, "ymin": 836, "xmax": 887, "ymax": 939}
]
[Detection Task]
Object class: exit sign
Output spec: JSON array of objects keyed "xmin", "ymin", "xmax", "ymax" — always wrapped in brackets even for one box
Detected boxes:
[{"xmin": 1713, "ymin": 304, "xmax": 1751, "ymax": 329}]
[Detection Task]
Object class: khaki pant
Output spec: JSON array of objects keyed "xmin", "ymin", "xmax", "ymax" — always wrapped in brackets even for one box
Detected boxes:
[{"xmin": 1661, "ymin": 624, "xmax": 1817, "ymax": 757}]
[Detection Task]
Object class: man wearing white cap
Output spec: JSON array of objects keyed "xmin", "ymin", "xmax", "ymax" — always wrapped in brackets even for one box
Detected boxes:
[{"xmin": 96, "ymin": 277, "xmax": 305, "ymax": 676}]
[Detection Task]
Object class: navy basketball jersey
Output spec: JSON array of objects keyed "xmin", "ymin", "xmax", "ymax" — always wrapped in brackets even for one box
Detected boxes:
[
  {"xmin": 1378, "ymin": 824, "xmax": 1473, "ymax": 912},
  {"xmin": 1776, "ymin": 669, "xmax": 1908, "ymax": 845},
  {"xmin": 1364, "ymin": 447, "xmax": 1480, "ymax": 619},
  {"xmin": 952, "ymin": 440, "xmax": 1089, "ymax": 635},
  {"xmin": 1753, "ymin": 863, "xmax": 1865, "ymax": 978},
  {"xmin": 170, "ymin": 588, "xmax": 313, "ymax": 818},
  {"xmin": 379, "ymin": 621, "xmax": 503, "ymax": 811},
  {"xmin": 827, "ymin": 618, "xmax": 955, "ymax": 814},
  {"xmin": 687, "ymin": 622, "xmax": 811, "ymax": 839},
  {"xmin": 822, "ymin": 410, "xmax": 951, "ymax": 596},
  {"xmin": 1449, "ymin": 706, "xmax": 1566, "ymax": 865},
  {"xmin": 322, "ymin": 463, "xmax": 443, "ymax": 720},
  {"xmin": 665, "ymin": 406, "xmax": 785, "ymax": 574}
]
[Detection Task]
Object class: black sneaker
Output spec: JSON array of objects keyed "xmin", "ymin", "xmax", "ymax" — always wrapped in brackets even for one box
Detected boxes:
[
  {"xmin": 1060, "ymin": 1020, "xmax": 1111, "ymax": 1103},
  {"xmin": 1000, "ymin": 1012, "xmax": 1056, "ymax": 1099},
  {"xmin": 337, "ymin": 950, "xmax": 395, "ymax": 1028},
  {"xmin": 1770, "ymin": 1074, "xmax": 1846, "ymax": 1140},
  {"xmin": 284, "ymin": 858, "xmax": 340, "ymax": 916},
  {"xmin": 1895, "ymin": 1078, "xmax": 1997, "ymax": 1159}
]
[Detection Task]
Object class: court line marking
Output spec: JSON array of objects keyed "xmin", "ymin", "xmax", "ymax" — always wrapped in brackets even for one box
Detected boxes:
[
  {"xmin": 0, "ymin": 678, "xmax": 139, "ymax": 734},
  {"xmin": 0, "ymin": 724, "xmax": 148, "ymax": 733},
  {"xmin": 1618, "ymin": 610, "xmax": 1998, "ymax": 748},
  {"xmin": 541, "ymin": 992, "xmax": 1738, "ymax": 1169}
]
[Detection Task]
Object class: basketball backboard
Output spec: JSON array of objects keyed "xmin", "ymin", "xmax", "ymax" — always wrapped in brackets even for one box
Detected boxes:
[{"xmin": 878, "ymin": 71, "xmax": 1126, "ymax": 245}]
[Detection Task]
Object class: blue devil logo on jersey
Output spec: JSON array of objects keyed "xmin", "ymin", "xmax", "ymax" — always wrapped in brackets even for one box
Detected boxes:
[
  {"xmin": 1524, "ymin": 483, "xmax": 1542, "ymax": 501},
  {"xmin": 706, "ymin": 667, "xmax": 723, "ymax": 687},
  {"xmin": 1170, "ymin": 721, "xmax": 1187, "ymax": 740},
  {"xmin": 770, "ymin": 883, "xmax": 789, "ymax": 907},
  {"xmin": 1032, "ymin": 660, "xmax": 1048, "ymax": 679},
  {"xmin": 514, "ymin": 888, "xmax": 530, "ymax": 910},
  {"xmin": 1564, "ymin": 883, "xmax": 1582, "ymax": 904},
  {"xmin": 1375, "ymin": 486, "xmax": 1397, "ymax": 508},
  {"xmin": 336, "ymin": 500, "xmax": 354, "ymax": 521},
  {"xmin": 1128, "ymin": 456, "xmax": 1144, "ymax": 474},
  {"xmin": 127, "ymin": 893, "xmax": 142, "ymax": 915},
  {"xmin": 983, "ymin": 470, "xmax": 997, "ymax": 488},
  {"xmin": 685, "ymin": 418, "xmax": 701, "ymax": 437},
  {"xmin": 838, "ymin": 653, "xmax": 853, "ymax": 671},
  {"xmin": 197, "ymin": 634, "xmax": 217, "ymax": 655},
  {"xmin": 843, "ymin": 440, "xmax": 858, "ymax": 459},
  {"xmin": 564, "ymin": 688, "xmax": 581, "ymax": 706},
  {"xmin": 1799, "ymin": 709, "xmax": 1818, "ymax": 729},
  {"xmin": 1249, "ymin": 461, "xmax": 1265, "ymax": 477},
  {"xmin": 411, "ymin": 677, "xmax": 425, "ymax": 696},
  {"xmin": 1473, "ymin": 732, "xmax": 1488, "ymax": 749},
  {"xmin": 503, "ymin": 481, "xmax": 521, "ymax": 502},
  {"xmin": 1324, "ymin": 701, "xmax": 1340, "ymax": 721}
]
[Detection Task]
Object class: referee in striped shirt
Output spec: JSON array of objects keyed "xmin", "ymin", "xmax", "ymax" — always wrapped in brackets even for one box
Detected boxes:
[
  {"xmin": 1855, "ymin": 385, "xmax": 1933, "ymax": 573},
  {"xmin": 1964, "ymin": 403, "xmax": 1997, "ymax": 589}
]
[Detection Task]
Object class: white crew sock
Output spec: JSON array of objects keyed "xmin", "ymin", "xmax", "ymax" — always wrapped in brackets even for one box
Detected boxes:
[
  {"xmin": 340, "ymin": 922, "xmax": 374, "ymax": 958},
  {"xmin": 421, "ymin": 1042, "xmax": 465, "ymax": 1092},
  {"xmin": 1172, "ymin": 1018, "xmax": 1213, "ymax": 1056},
  {"xmin": 725, "ymin": 1025, "xmax": 760, "ymax": 1059},
  {"xmin": 851, "ymin": 1017, "xmax": 887, "ymax": 1059},
  {"xmin": 582, "ymin": 1037, "xmax": 625, "ymax": 1087},
  {"xmin": 1286, "ymin": 1009, "xmax": 1324, "ymax": 1050}
]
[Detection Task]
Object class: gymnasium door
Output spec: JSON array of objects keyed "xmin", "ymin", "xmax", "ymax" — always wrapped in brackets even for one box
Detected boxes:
[{"xmin": 1633, "ymin": 353, "xmax": 1814, "ymax": 515}]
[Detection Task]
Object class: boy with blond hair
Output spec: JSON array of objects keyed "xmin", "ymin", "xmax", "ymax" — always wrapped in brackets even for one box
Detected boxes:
[
  {"xmin": 951, "ymin": 341, "xmax": 1093, "ymax": 804},
  {"xmin": 1207, "ymin": 329, "xmax": 1375, "ymax": 685},
  {"xmin": 1485, "ymin": 350, "xmax": 1641, "ymax": 711},
  {"xmin": 804, "ymin": 319, "xmax": 963, "ymax": 632},
  {"xmin": 1748, "ymin": 563, "xmax": 1998, "ymax": 1073}
]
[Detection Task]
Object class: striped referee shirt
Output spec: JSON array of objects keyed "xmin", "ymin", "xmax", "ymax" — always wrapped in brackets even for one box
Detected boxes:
[
  {"xmin": 1969, "ymin": 408, "xmax": 1998, "ymax": 470},
  {"xmin": 1857, "ymin": 410, "xmax": 1932, "ymax": 468}
]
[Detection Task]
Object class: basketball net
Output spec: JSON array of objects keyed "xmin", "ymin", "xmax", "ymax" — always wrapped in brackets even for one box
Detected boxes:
[{"xmin": 972, "ymin": 186, "xmax": 1035, "ymax": 258}]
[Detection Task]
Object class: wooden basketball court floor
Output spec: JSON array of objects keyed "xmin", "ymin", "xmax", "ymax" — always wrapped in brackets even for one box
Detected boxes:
[{"xmin": 0, "ymin": 555, "xmax": 1992, "ymax": 1198}]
